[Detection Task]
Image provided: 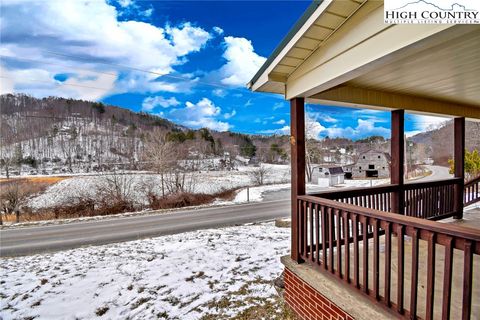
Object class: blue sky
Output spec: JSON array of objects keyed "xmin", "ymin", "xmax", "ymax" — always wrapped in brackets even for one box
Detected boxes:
[{"xmin": 0, "ymin": 0, "xmax": 449, "ymax": 139}]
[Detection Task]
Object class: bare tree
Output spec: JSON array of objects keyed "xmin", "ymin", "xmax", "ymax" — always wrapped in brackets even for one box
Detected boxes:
[
  {"xmin": 96, "ymin": 170, "xmax": 135, "ymax": 206},
  {"xmin": 305, "ymin": 116, "xmax": 323, "ymax": 182},
  {"xmin": 248, "ymin": 165, "xmax": 271, "ymax": 186},
  {"xmin": 0, "ymin": 180, "xmax": 41, "ymax": 222},
  {"xmin": 143, "ymin": 128, "xmax": 177, "ymax": 197}
]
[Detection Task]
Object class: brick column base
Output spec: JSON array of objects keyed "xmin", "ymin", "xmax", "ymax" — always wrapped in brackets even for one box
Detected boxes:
[{"xmin": 284, "ymin": 268, "xmax": 354, "ymax": 320}]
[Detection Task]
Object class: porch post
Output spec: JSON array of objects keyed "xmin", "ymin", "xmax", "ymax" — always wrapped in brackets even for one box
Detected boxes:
[
  {"xmin": 453, "ymin": 117, "xmax": 465, "ymax": 219},
  {"xmin": 391, "ymin": 109, "xmax": 405, "ymax": 214},
  {"xmin": 290, "ymin": 97, "xmax": 305, "ymax": 263}
]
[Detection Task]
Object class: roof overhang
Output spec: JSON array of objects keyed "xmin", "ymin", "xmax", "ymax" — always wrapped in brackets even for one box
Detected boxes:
[{"xmin": 248, "ymin": 0, "xmax": 480, "ymax": 120}]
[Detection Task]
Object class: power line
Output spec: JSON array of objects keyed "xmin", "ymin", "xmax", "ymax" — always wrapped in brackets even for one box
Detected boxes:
[
  {"xmin": 0, "ymin": 76, "xmax": 113, "ymax": 92},
  {"xmin": 0, "ymin": 55, "xmax": 117, "ymax": 77},
  {"xmin": 1, "ymin": 51, "xmax": 248, "ymax": 93},
  {"xmin": 41, "ymin": 50, "xmax": 247, "ymax": 92}
]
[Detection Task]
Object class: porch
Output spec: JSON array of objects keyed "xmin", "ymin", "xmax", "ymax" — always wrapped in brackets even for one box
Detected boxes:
[
  {"xmin": 283, "ymin": 103, "xmax": 480, "ymax": 320},
  {"xmin": 286, "ymin": 184, "xmax": 479, "ymax": 319},
  {"xmin": 248, "ymin": 1, "xmax": 480, "ymax": 319}
]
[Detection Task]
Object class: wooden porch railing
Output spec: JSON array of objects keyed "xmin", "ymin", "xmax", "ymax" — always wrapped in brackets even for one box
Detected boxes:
[
  {"xmin": 297, "ymin": 194, "xmax": 479, "ymax": 320},
  {"xmin": 464, "ymin": 176, "xmax": 480, "ymax": 206},
  {"xmin": 310, "ymin": 178, "xmax": 463, "ymax": 220}
]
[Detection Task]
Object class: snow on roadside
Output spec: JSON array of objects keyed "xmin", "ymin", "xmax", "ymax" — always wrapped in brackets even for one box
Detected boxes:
[
  {"xmin": 232, "ymin": 184, "xmax": 292, "ymax": 203},
  {"xmin": 0, "ymin": 222, "xmax": 290, "ymax": 320}
]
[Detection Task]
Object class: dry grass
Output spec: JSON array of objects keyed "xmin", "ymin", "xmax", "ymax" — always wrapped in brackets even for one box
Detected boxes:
[
  {"xmin": 147, "ymin": 189, "xmax": 237, "ymax": 210},
  {"xmin": 0, "ymin": 176, "xmax": 68, "ymax": 184},
  {"xmin": 200, "ymin": 293, "xmax": 296, "ymax": 320},
  {"xmin": 1, "ymin": 178, "xmax": 66, "ymax": 223}
]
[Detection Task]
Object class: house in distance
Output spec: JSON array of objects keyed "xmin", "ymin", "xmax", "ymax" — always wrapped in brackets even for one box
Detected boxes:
[
  {"xmin": 345, "ymin": 150, "xmax": 390, "ymax": 178},
  {"xmin": 311, "ymin": 165, "xmax": 345, "ymax": 186}
]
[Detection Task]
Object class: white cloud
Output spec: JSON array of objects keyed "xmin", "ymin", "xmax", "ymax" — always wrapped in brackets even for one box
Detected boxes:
[
  {"xmin": 273, "ymin": 102, "xmax": 285, "ymax": 111},
  {"xmin": 166, "ymin": 23, "xmax": 212, "ymax": 56},
  {"xmin": 212, "ymin": 88, "xmax": 227, "ymax": 97},
  {"xmin": 0, "ymin": 0, "xmax": 212, "ymax": 99},
  {"xmin": 224, "ymin": 110, "xmax": 236, "ymax": 119},
  {"xmin": 274, "ymin": 119, "xmax": 285, "ymax": 125},
  {"xmin": 0, "ymin": 66, "xmax": 14, "ymax": 94},
  {"xmin": 260, "ymin": 126, "xmax": 290, "ymax": 135},
  {"xmin": 142, "ymin": 96, "xmax": 180, "ymax": 111},
  {"xmin": 305, "ymin": 115, "xmax": 327, "ymax": 140},
  {"xmin": 141, "ymin": 8, "xmax": 154, "ymax": 17},
  {"xmin": 169, "ymin": 98, "xmax": 231, "ymax": 131},
  {"xmin": 305, "ymin": 114, "xmax": 390, "ymax": 140},
  {"xmin": 408, "ymin": 114, "xmax": 449, "ymax": 132},
  {"xmin": 218, "ymin": 36, "xmax": 266, "ymax": 86},
  {"xmin": 1, "ymin": 67, "xmax": 117, "ymax": 100},
  {"xmin": 323, "ymin": 119, "xmax": 390, "ymax": 140},
  {"xmin": 319, "ymin": 115, "xmax": 338, "ymax": 123},
  {"xmin": 213, "ymin": 26, "xmax": 224, "ymax": 35},
  {"xmin": 117, "ymin": 0, "xmax": 134, "ymax": 8}
]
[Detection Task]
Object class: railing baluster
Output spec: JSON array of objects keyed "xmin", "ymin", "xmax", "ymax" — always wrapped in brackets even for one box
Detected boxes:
[
  {"xmin": 397, "ymin": 224, "xmax": 405, "ymax": 314},
  {"xmin": 315, "ymin": 203, "xmax": 320, "ymax": 266},
  {"xmin": 353, "ymin": 214, "xmax": 359, "ymax": 289},
  {"xmin": 309, "ymin": 202, "xmax": 314, "ymax": 262},
  {"xmin": 343, "ymin": 210, "xmax": 350, "ymax": 283},
  {"xmin": 440, "ymin": 186, "xmax": 445, "ymax": 214},
  {"xmin": 426, "ymin": 232, "xmax": 436, "ymax": 320},
  {"xmin": 362, "ymin": 216, "xmax": 368, "ymax": 294},
  {"xmin": 373, "ymin": 219, "xmax": 379, "ymax": 300},
  {"xmin": 442, "ymin": 236, "xmax": 453, "ymax": 320},
  {"xmin": 321, "ymin": 205, "xmax": 327, "ymax": 270},
  {"xmin": 410, "ymin": 228, "xmax": 419, "ymax": 319},
  {"xmin": 336, "ymin": 209, "xmax": 342, "ymax": 278},
  {"xmin": 298, "ymin": 199, "xmax": 303, "ymax": 257},
  {"xmin": 303, "ymin": 200, "xmax": 307, "ymax": 258},
  {"xmin": 462, "ymin": 240, "xmax": 473, "ymax": 320},
  {"xmin": 414, "ymin": 189, "xmax": 418, "ymax": 217},
  {"xmin": 329, "ymin": 207, "xmax": 334, "ymax": 273},
  {"xmin": 385, "ymin": 222, "xmax": 392, "ymax": 307}
]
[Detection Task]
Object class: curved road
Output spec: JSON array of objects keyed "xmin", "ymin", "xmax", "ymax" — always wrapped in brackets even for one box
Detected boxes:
[
  {"xmin": 0, "ymin": 166, "xmax": 451, "ymax": 257},
  {"xmin": 1, "ymin": 199, "xmax": 290, "ymax": 257}
]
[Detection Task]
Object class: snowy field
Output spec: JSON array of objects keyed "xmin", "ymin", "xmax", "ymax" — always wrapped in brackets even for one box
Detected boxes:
[
  {"xmin": 26, "ymin": 163, "xmax": 389, "ymax": 211},
  {"xmin": 0, "ymin": 222, "xmax": 290, "ymax": 320},
  {"xmin": 27, "ymin": 164, "xmax": 291, "ymax": 210}
]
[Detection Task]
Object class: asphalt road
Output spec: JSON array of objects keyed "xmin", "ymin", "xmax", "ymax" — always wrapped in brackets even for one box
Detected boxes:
[
  {"xmin": 1, "ymin": 166, "xmax": 451, "ymax": 257},
  {"xmin": 0, "ymin": 199, "xmax": 290, "ymax": 257},
  {"xmin": 415, "ymin": 165, "xmax": 452, "ymax": 181}
]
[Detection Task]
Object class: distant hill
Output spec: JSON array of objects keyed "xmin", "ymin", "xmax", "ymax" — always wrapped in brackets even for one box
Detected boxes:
[
  {"xmin": 0, "ymin": 94, "xmax": 290, "ymax": 173},
  {"xmin": 410, "ymin": 120, "xmax": 480, "ymax": 165}
]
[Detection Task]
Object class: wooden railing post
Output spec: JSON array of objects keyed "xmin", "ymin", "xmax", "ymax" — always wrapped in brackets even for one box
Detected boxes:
[
  {"xmin": 290, "ymin": 97, "xmax": 306, "ymax": 263},
  {"xmin": 391, "ymin": 110, "xmax": 405, "ymax": 215},
  {"xmin": 454, "ymin": 117, "xmax": 465, "ymax": 219}
]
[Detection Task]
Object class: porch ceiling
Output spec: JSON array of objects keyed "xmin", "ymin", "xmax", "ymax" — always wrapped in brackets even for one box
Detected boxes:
[
  {"xmin": 248, "ymin": 0, "xmax": 371, "ymax": 95},
  {"xmin": 345, "ymin": 29, "xmax": 480, "ymax": 107},
  {"xmin": 249, "ymin": 0, "xmax": 480, "ymax": 119},
  {"xmin": 266, "ymin": 0, "xmax": 367, "ymax": 83}
]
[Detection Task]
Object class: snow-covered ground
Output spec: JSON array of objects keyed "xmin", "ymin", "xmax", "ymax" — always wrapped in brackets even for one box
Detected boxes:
[
  {"xmin": 0, "ymin": 222, "xmax": 290, "ymax": 320},
  {"xmin": 27, "ymin": 165, "xmax": 291, "ymax": 210},
  {"xmin": 26, "ymin": 164, "xmax": 388, "ymax": 210}
]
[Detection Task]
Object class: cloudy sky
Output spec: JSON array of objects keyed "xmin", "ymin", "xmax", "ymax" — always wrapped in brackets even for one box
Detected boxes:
[{"xmin": 0, "ymin": 0, "xmax": 448, "ymax": 139}]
